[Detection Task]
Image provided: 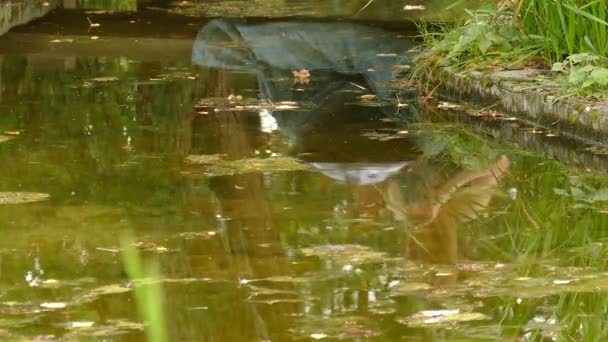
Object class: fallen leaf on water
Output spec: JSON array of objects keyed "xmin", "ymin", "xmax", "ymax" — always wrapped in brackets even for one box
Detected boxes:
[
  {"xmin": 403, "ymin": 5, "xmax": 426, "ymax": 11},
  {"xmin": 0, "ymin": 136, "xmax": 15, "ymax": 143},
  {"xmin": 301, "ymin": 244, "xmax": 389, "ymax": 265},
  {"xmin": 311, "ymin": 333, "xmax": 328, "ymax": 340},
  {"xmin": 69, "ymin": 321, "xmax": 95, "ymax": 329},
  {"xmin": 40, "ymin": 302, "xmax": 67, "ymax": 309},
  {"xmin": 273, "ymin": 104, "xmax": 299, "ymax": 110},
  {"xmin": 96, "ymin": 247, "xmax": 121, "ymax": 253},
  {"xmin": 437, "ymin": 102, "xmax": 465, "ymax": 111},
  {"xmin": 358, "ymin": 94, "xmax": 377, "ymax": 101},
  {"xmin": 133, "ymin": 241, "xmax": 157, "ymax": 249},
  {"xmin": 524, "ymin": 128, "xmax": 544, "ymax": 134},
  {"xmin": 64, "ymin": 319, "xmax": 143, "ymax": 338},
  {"xmin": 227, "ymin": 94, "xmax": 243, "ymax": 102},
  {"xmin": 132, "ymin": 242, "xmax": 170, "ymax": 253},
  {"xmin": 0, "ymin": 192, "xmax": 50, "ymax": 204},
  {"xmin": 76, "ymin": 284, "xmax": 132, "ymax": 304},
  {"xmin": 292, "ymin": 69, "xmax": 310, "ymax": 85},
  {"xmin": 4, "ymin": 131, "xmax": 21, "ymax": 136},
  {"xmin": 397, "ymin": 309, "xmax": 490, "ymax": 327},
  {"xmin": 392, "ymin": 282, "xmax": 432, "ymax": 294},
  {"xmin": 90, "ymin": 76, "xmax": 118, "ymax": 82}
]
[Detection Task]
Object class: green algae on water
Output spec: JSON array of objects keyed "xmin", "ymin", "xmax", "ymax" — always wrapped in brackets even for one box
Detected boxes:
[{"xmin": 184, "ymin": 155, "xmax": 309, "ymax": 177}]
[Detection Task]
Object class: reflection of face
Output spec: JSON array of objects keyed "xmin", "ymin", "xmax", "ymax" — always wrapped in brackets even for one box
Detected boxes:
[{"xmin": 384, "ymin": 155, "xmax": 511, "ymax": 265}]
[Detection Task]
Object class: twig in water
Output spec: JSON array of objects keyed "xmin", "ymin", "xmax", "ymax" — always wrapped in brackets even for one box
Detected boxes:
[{"xmin": 356, "ymin": 0, "xmax": 374, "ymax": 14}]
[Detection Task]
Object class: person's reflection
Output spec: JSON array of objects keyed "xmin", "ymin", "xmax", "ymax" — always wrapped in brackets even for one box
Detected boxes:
[{"xmin": 383, "ymin": 155, "xmax": 510, "ymax": 272}]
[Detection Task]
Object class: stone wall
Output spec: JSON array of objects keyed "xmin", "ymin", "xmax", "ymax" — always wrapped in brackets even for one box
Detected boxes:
[{"xmin": 0, "ymin": 0, "xmax": 59, "ymax": 36}]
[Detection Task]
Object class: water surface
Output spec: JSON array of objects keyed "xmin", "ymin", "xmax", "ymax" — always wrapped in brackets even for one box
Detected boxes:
[{"xmin": 1, "ymin": 2, "xmax": 608, "ymax": 341}]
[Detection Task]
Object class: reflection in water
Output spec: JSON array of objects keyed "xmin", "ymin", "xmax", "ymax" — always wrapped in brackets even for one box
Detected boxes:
[
  {"xmin": 192, "ymin": 19, "xmax": 412, "ymax": 104},
  {"xmin": 2, "ymin": 8, "xmax": 607, "ymax": 342},
  {"xmin": 192, "ymin": 19, "xmax": 415, "ymax": 184},
  {"xmin": 384, "ymin": 155, "xmax": 510, "ymax": 266},
  {"xmin": 0, "ymin": 0, "xmax": 58, "ymax": 36}
]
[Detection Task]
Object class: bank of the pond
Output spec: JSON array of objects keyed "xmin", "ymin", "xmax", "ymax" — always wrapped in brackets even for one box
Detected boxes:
[
  {"xmin": 424, "ymin": 66, "xmax": 608, "ymax": 142},
  {"xmin": 415, "ymin": 1, "xmax": 608, "ymax": 143}
]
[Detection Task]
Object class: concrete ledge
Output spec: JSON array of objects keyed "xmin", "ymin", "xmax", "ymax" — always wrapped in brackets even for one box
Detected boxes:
[{"xmin": 435, "ymin": 66, "xmax": 608, "ymax": 140}]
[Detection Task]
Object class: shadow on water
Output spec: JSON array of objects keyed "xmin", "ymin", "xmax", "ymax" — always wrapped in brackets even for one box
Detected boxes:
[{"xmin": 1, "ymin": 5, "xmax": 608, "ymax": 341}]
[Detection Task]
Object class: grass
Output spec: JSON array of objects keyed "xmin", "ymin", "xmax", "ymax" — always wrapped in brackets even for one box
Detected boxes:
[
  {"xmin": 121, "ymin": 235, "xmax": 168, "ymax": 342},
  {"xmin": 416, "ymin": 1, "xmax": 608, "ymax": 96},
  {"xmin": 516, "ymin": 0, "xmax": 608, "ymax": 63}
]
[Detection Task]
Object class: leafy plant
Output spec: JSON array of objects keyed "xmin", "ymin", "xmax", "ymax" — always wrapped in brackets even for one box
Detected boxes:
[
  {"xmin": 427, "ymin": 7, "xmax": 544, "ymax": 70},
  {"xmin": 551, "ymin": 53, "xmax": 608, "ymax": 92}
]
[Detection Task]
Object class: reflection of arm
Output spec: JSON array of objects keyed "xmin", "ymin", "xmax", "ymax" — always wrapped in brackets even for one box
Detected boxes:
[
  {"xmin": 384, "ymin": 155, "xmax": 510, "ymax": 267},
  {"xmin": 385, "ymin": 155, "xmax": 510, "ymax": 228}
]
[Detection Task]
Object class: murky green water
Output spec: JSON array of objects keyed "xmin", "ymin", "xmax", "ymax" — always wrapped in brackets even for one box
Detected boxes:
[{"xmin": 2, "ymin": 2, "xmax": 608, "ymax": 341}]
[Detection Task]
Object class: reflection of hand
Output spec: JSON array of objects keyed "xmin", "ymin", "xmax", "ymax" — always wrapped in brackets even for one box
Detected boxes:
[
  {"xmin": 383, "ymin": 155, "xmax": 510, "ymax": 265},
  {"xmin": 386, "ymin": 155, "xmax": 510, "ymax": 228}
]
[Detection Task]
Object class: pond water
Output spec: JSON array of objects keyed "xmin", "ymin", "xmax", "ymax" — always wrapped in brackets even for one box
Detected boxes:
[{"xmin": 2, "ymin": 2, "xmax": 608, "ymax": 341}]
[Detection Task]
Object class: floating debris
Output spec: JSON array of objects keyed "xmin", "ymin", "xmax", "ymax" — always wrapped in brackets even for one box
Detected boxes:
[
  {"xmin": 0, "ymin": 192, "xmax": 50, "ymax": 204},
  {"xmin": 76, "ymin": 284, "xmax": 132, "ymax": 304},
  {"xmin": 194, "ymin": 97, "xmax": 303, "ymax": 112},
  {"xmin": 292, "ymin": 69, "xmax": 311, "ymax": 84},
  {"xmin": 132, "ymin": 241, "xmax": 171, "ymax": 253},
  {"xmin": 301, "ymin": 244, "xmax": 389, "ymax": 265},
  {"xmin": 50, "ymin": 39, "xmax": 74, "ymax": 43},
  {"xmin": 0, "ymin": 303, "xmax": 42, "ymax": 315},
  {"xmin": 397, "ymin": 309, "xmax": 490, "ymax": 327},
  {"xmin": 293, "ymin": 315, "xmax": 381, "ymax": 340},
  {"xmin": 361, "ymin": 130, "xmax": 409, "ymax": 141},
  {"xmin": 64, "ymin": 319, "xmax": 144, "ymax": 338},
  {"xmin": 358, "ymin": 94, "xmax": 377, "ymax": 101},
  {"xmin": 184, "ymin": 155, "xmax": 308, "ymax": 177},
  {"xmin": 90, "ymin": 76, "xmax": 118, "ymax": 82},
  {"xmin": 392, "ymin": 282, "xmax": 432, "ymax": 294},
  {"xmin": 437, "ymin": 101, "xmax": 466, "ymax": 111},
  {"xmin": 0, "ymin": 136, "xmax": 15, "ymax": 143},
  {"xmin": 403, "ymin": 5, "xmax": 426, "ymax": 11},
  {"xmin": 68, "ymin": 321, "xmax": 95, "ymax": 329},
  {"xmin": 40, "ymin": 302, "xmax": 67, "ymax": 310}
]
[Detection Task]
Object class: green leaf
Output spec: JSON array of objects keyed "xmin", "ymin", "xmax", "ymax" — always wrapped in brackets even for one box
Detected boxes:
[
  {"xmin": 477, "ymin": 38, "xmax": 492, "ymax": 53},
  {"xmin": 591, "ymin": 68, "xmax": 608, "ymax": 86},
  {"xmin": 571, "ymin": 187, "xmax": 586, "ymax": 199},
  {"xmin": 569, "ymin": 69, "xmax": 588, "ymax": 84},
  {"xmin": 591, "ymin": 188, "xmax": 608, "ymax": 202},
  {"xmin": 569, "ymin": 65, "xmax": 594, "ymax": 84},
  {"xmin": 567, "ymin": 53, "xmax": 600, "ymax": 64},
  {"xmin": 552, "ymin": 62, "xmax": 565, "ymax": 72},
  {"xmin": 582, "ymin": 79, "xmax": 596, "ymax": 88}
]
